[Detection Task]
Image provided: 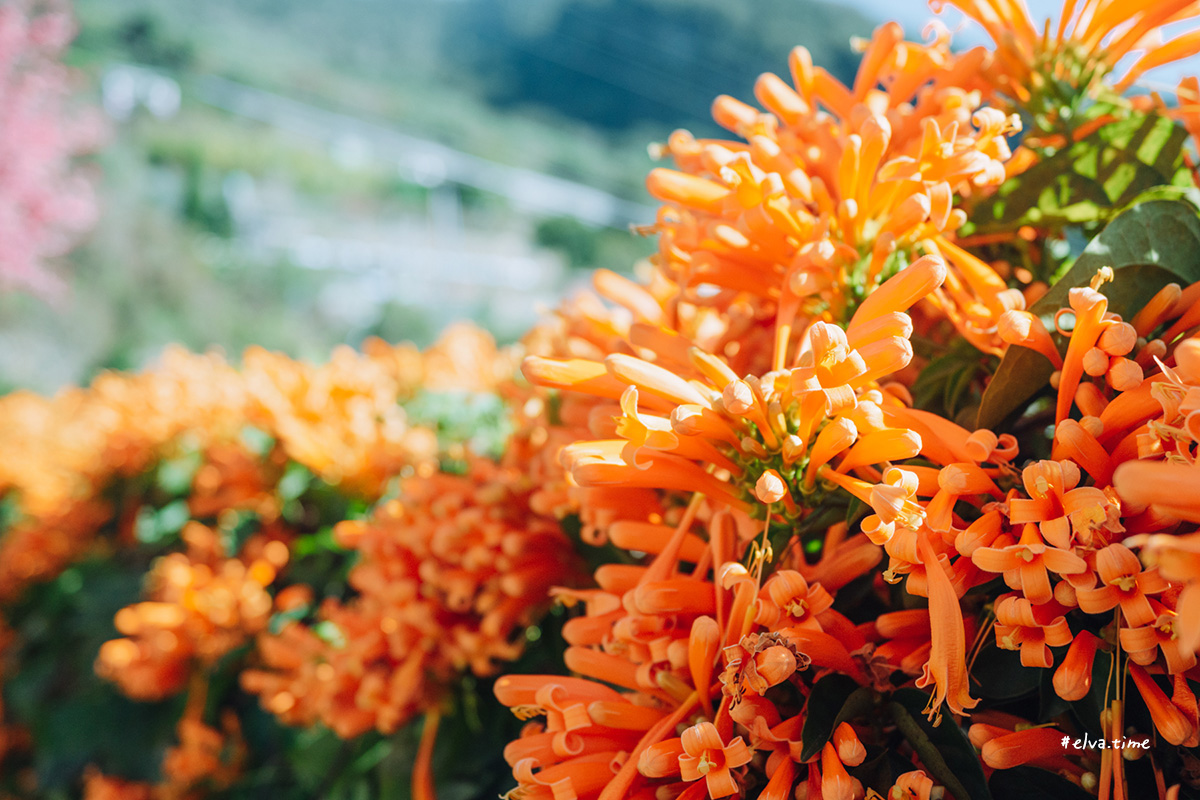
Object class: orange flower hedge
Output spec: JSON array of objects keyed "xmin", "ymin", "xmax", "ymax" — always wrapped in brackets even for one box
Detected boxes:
[{"xmin": 6, "ymin": 2, "xmax": 1200, "ymax": 799}]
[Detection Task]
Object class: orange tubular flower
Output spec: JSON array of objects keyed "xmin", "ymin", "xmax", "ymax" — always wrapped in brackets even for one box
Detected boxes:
[
  {"xmin": 891, "ymin": 770, "xmax": 937, "ymax": 800},
  {"xmin": 993, "ymin": 594, "xmax": 1073, "ymax": 668},
  {"xmin": 1115, "ymin": 461, "xmax": 1200, "ymax": 524},
  {"xmin": 525, "ymin": 268, "xmax": 944, "ymax": 544},
  {"xmin": 0, "ymin": 328, "xmax": 471, "ymax": 620},
  {"xmin": 998, "ymin": 309, "xmax": 1063, "ymax": 369},
  {"xmin": 1119, "ymin": 602, "xmax": 1198, "ymax": 675},
  {"xmin": 644, "ymin": 17, "xmax": 1017, "ymax": 348},
  {"xmin": 160, "ymin": 713, "xmax": 245, "ymax": 794},
  {"xmin": 757, "ymin": 570, "xmax": 834, "ymax": 631},
  {"xmin": 1056, "ymin": 287, "xmax": 1109, "ymax": 425},
  {"xmin": 1075, "ymin": 544, "xmax": 1168, "ymax": 628},
  {"xmin": 937, "ymin": 0, "xmax": 1200, "ymax": 112},
  {"xmin": 978, "ymin": 725, "xmax": 1075, "ymax": 771},
  {"xmin": 678, "ymin": 722, "xmax": 753, "ymax": 798},
  {"xmin": 1129, "ymin": 664, "xmax": 1195, "ymax": 746},
  {"xmin": 820, "ymin": 741, "xmax": 858, "ymax": 800},
  {"xmin": 97, "ymin": 523, "xmax": 280, "ymax": 701},
  {"xmin": 832, "ymin": 722, "xmax": 866, "ymax": 767},
  {"xmin": 915, "ymin": 530, "xmax": 977, "ymax": 723},
  {"xmin": 1053, "ymin": 630, "xmax": 1102, "ymax": 701},
  {"xmin": 972, "ymin": 522, "xmax": 1087, "ymax": 604}
]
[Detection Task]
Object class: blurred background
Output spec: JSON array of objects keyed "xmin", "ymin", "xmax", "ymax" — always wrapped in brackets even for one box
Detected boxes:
[
  {"xmin": 40, "ymin": 0, "xmax": 1181, "ymax": 400},
  {"xmin": 0, "ymin": 0, "xmax": 911, "ymax": 394}
]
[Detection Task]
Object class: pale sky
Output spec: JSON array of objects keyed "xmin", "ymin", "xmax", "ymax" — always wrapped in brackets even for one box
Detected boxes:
[{"xmin": 839, "ymin": 0, "xmax": 1200, "ymax": 96}]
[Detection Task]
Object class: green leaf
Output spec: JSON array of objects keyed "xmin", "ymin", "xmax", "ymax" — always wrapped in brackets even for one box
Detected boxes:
[
  {"xmin": 314, "ymin": 620, "xmax": 347, "ymax": 648},
  {"xmin": 910, "ymin": 338, "xmax": 991, "ymax": 421},
  {"xmin": 156, "ymin": 499, "xmax": 191, "ymax": 536},
  {"xmin": 240, "ymin": 425, "xmax": 275, "ymax": 457},
  {"xmin": 278, "ymin": 462, "xmax": 314, "ymax": 501},
  {"xmin": 990, "ymin": 766, "xmax": 1093, "ymax": 800},
  {"xmin": 289, "ymin": 728, "xmax": 352, "ymax": 792},
  {"xmin": 799, "ymin": 677, "xmax": 874, "ymax": 761},
  {"xmin": 889, "ymin": 688, "xmax": 992, "ymax": 800},
  {"xmin": 977, "ymin": 200, "xmax": 1200, "ymax": 429},
  {"xmin": 972, "ymin": 114, "xmax": 1189, "ymax": 232},
  {"xmin": 851, "ymin": 746, "xmax": 925, "ymax": 796},
  {"xmin": 1115, "ymin": 183, "xmax": 1200, "ymax": 213},
  {"xmin": 157, "ymin": 448, "xmax": 201, "ymax": 495},
  {"xmin": 133, "ymin": 498, "xmax": 190, "ymax": 544}
]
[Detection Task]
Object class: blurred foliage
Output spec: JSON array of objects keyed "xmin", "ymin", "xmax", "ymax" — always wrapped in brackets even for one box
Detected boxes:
[
  {"xmin": 0, "ymin": 0, "xmax": 873, "ymax": 393},
  {"xmin": 404, "ymin": 390, "xmax": 513, "ymax": 467},
  {"xmin": 535, "ymin": 216, "xmax": 654, "ymax": 271},
  {"xmin": 113, "ymin": 12, "xmax": 194, "ymax": 71},
  {"xmin": 455, "ymin": 0, "xmax": 865, "ymax": 132},
  {"xmin": 70, "ymin": 0, "xmax": 870, "ymax": 198}
]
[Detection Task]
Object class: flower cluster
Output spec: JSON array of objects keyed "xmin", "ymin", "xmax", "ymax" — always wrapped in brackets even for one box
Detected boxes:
[
  {"xmin": 95, "ymin": 522, "xmax": 284, "ymax": 701},
  {"xmin": 242, "ymin": 452, "xmax": 581, "ymax": 739},
  {"xmin": 0, "ymin": 326, "xmax": 513, "ymax": 795},
  {"xmin": 6, "ymin": 1, "xmax": 1200, "ymax": 798},
  {"xmin": 0, "ymin": 337, "xmax": 454, "ymax": 599},
  {"xmin": 487, "ymin": 5, "xmax": 1200, "ymax": 800}
]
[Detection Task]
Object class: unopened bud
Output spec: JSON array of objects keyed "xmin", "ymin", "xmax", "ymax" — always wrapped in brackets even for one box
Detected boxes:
[
  {"xmin": 754, "ymin": 646, "xmax": 798, "ymax": 687},
  {"xmin": 755, "ymin": 470, "xmax": 789, "ymax": 504}
]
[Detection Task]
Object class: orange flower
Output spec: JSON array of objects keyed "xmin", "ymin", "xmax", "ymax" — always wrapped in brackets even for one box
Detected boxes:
[
  {"xmin": 646, "ymin": 20, "xmax": 1017, "ymax": 352},
  {"xmin": 993, "ymin": 594, "xmax": 1073, "ymax": 668},
  {"xmin": 1053, "ymin": 630, "xmax": 1102, "ymax": 701},
  {"xmin": 97, "ymin": 523, "xmax": 280, "ymax": 701},
  {"xmin": 160, "ymin": 713, "xmax": 245, "ymax": 793},
  {"xmin": 1115, "ymin": 461, "xmax": 1200, "ymax": 524},
  {"xmin": 1129, "ymin": 664, "xmax": 1195, "ymax": 746},
  {"xmin": 819, "ymin": 741, "xmax": 858, "ymax": 800},
  {"xmin": 972, "ymin": 522, "xmax": 1086, "ymax": 604},
  {"xmin": 1119, "ymin": 602, "xmax": 1198, "ymax": 674},
  {"xmin": 678, "ymin": 722, "xmax": 753, "ymax": 798},
  {"xmin": 936, "ymin": 0, "xmax": 1200, "ymax": 107},
  {"xmin": 915, "ymin": 530, "xmax": 977, "ymax": 723},
  {"xmin": 977, "ymin": 725, "xmax": 1074, "ymax": 770},
  {"xmin": 756, "ymin": 571, "xmax": 833, "ymax": 631},
  {"xmin": 832, "ymin": 722, "xmax": 865, "ymax": 767},
  {"xmin": 891, "ymin": 770, "xmax": 937, "ymax": 800},
  {"xmin": 246, "ymin": 458, "xmax": 579, "ymax": 738},
  {"xmin": 1075, "ymin": 544, "xmax": 1168, "ymax": 628}
]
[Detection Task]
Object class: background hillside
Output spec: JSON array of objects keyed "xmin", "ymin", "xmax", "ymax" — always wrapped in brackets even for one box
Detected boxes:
[{"xmin": 0, "ymin": 0, "xmax": 876, "ymax": 392}]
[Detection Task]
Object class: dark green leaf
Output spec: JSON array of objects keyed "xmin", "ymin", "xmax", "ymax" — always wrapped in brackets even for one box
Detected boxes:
[
  {"xmin": 289, "ymin": 728, "xmax": 353, "ymax": 792},
  {"xmin": 1038, "ymin": 652, "xmax": 1070, "ymax": 721},
  {"xmin": 969, "ymin": 641, "xmax": 1042, "ymax": 701},
  {"xmin": 977, "ymin": 200, "xmax": 1200, "ymax": 428},
  {"xmin": 989, "ymin": 766, "xmax": 1093, "ymax": 800},
  {"xmin": 850, "ymin": 746, "xmax": 922, "ymax": 795},
  {"xmin": 799, "ymin": 674, "xmax": 864, "ymax": 761},
  {"xmin": 1069, "ymin": 648, "xmax": 1113, "ymax": 738},
  {"xmin": 889, "ymin": 688, "xmax": 992, "ymax": 800},
  {"xmin": 911, "ymin": 338, "xmax": 991, "ymax": 421}
]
